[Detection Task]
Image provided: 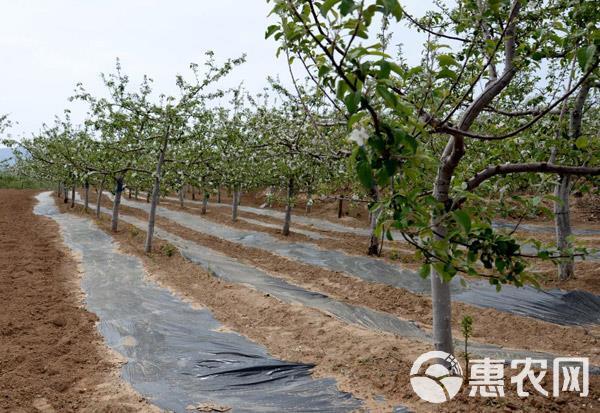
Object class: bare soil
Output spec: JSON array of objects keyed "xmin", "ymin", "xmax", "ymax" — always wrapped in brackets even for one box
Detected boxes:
[
  {"xmin": 63, "ymin": 195, "xmax": 600, "ymax": 412},
  {"xmin": 0, "ymin": 189, "xmax": 158, "ymax": 413}
]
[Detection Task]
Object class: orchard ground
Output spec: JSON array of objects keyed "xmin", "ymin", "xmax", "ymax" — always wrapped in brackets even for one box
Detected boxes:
[{"xmin": 2, "ymin": 187, "xmax": 599, "ymax": 412}]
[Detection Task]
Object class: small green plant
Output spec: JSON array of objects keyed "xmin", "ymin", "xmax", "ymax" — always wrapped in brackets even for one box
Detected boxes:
[
  {"xmin": 129, "ymin": 226, "xmax": 140, "ymax": 237},
  {"xmin": 461, "ymin": 315, "xmax": 474, "ymax": 373},
  {"xmin": 161, "ymin": 243, "xmax": 176, "ymax": 257}
]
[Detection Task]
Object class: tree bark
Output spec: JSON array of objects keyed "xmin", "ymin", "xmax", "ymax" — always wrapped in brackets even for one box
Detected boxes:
[
  {"xmin": 134, "ymin": 188, "xmax": 138, "ymax": 200},
  {"xmin": 57, "ymin": 182, "xmax": 61, "ymax": 197},
  {"xmin": 554, "ymin": 175, "xmax": 574, "ymax": 280},
  {"xmin": 192, "ymin": 186, "xmax": 196, "ymax": 201},
  {"xmin": 282, "ymin": 178, "xmax": 294, "ymax": 236},
  {"xmin": 70, "ymin": 185, "xmax": 75, "ymax": 208},
  {"xmin": 232, "ymin": 186, "xmax": 240, "ymax": 222},
  {"xmin": 111, "ymin": 176, "xmax": 124, "ymax": 232},
  {"xmin": 84, "ymin": 180, "xmax": 90, "ymax": 212},
  {"xmin": 202, "ymin": 191, "xmax": 209, "ymax": 215},
  {"xmin": 179, "ymin": 186, "xmax": 185, "ymax": 208},
  {"xmin": 63, "ymin": 184, "xmax": 69, "ymax": 203},
  {"xmin": 145, "ymin": 133, "xmax": 169, "ymax": 253},
  {"xmin": 96, "ymin": 177, "xmax": 105, "ymax": 218},
  {"xmin": 337, "ymin": 197, "xmax": 343, "ymax": 218},
  {"xmin": 217, "ymin": 185, "xmax": 221, "ymax": 203},
  {"xmin": 552, "ymin": 79, "xmax": 591, "ymax": 280},
  {"xmin": 146, "ymin": 190, "xmax": 151, "ymax": 203}
]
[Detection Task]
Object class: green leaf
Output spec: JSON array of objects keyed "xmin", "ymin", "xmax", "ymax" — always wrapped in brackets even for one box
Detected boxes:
[
  {"xmin": 265, "ymin": 25, "xmax": 279, "ymax": 39},
  {"xmin": 419, "ymin": 263, "xmax": 431, "ymax": 279},
  {"xmin": 437, "ymin": 54, "xmax": 458, "ymax": 67},
  {"xmin": 356, "ymin": 159, "xmax": 374, "ymax": 188},
  {"xmin": 344, "ymin": 91, "xmax": 361, "ymax": 113},
  {"xmin": 376, "ymin": 85, "xmax": 397, "ymax": 109},
  {"xmin": 340, "ymin": 0, "xmax": 355, "ymax": 15},
  {"xmin": 577, "ymin": 45, "xmax": 597, "ymax": 71},
  {"xmin": 453, "ymin": 210, "xmax": 471, "ymax": 233},
  {"xmin": 320, "ymin": 0, "xmax": 340, "ymax": 16}
]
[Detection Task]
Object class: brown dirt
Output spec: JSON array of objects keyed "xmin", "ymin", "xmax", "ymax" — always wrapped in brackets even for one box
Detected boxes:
[
  {"xmin": 63, "ymin": 195, "xmax": 600, "ymax": 412},
  {"xmin": 91, "ymin": 193, "xmax": 600, "ymax": 365},
  {"xmin": 0, "ymin": 189, "xmax": 158, "ymax": 413}
]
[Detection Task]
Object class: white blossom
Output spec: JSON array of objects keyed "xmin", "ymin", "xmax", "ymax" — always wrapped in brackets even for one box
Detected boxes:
[{"xmin": 348, "ymin": 127, "xmax": 368, "ymax": 146}]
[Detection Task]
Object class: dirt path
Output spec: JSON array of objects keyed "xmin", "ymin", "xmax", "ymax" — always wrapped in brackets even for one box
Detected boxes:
[{"xmin": 0, "ymin": 189, "xmax": 157, "ymax": 412}]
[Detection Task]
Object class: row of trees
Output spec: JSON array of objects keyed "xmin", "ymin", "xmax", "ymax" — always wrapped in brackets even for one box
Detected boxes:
[{"xmin": 2, "ymin": 0, "xmax": 598, "ymax": 357}]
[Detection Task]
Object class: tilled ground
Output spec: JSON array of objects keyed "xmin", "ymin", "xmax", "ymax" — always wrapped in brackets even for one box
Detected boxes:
[
  {"xmin": 0, "ymin": 189, "xmax": 157, "ymax": 413},
  {"xmin": 95, "ymin": 193, "xmax": 599, "ymax": 363},
  {"xmin": 75, "ymin": 191, "xmax": 599, "ymax": 411}
]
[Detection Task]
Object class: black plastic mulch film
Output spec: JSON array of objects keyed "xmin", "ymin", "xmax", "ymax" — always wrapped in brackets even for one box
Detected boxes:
[{"xmin": 35, "ymin": 192, "xmax": 366, "ymax": 413}]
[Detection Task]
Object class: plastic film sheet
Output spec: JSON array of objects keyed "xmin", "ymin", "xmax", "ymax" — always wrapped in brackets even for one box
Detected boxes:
[
  {"xmin": 85, "ymin": 196, "xmax": 590, "ymax": 369},
  {"xmin": 115, "ymin": 196, "xmax": 600, "ymax": 327},
  {"xmin": 35, "ymin": 192, "xmax": 364, "ymax": 412}
]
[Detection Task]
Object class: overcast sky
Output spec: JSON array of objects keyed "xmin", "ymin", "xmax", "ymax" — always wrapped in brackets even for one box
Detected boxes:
[{"xmin": 0, "ymin": 1, "xmax": 431, "ymax": 139}]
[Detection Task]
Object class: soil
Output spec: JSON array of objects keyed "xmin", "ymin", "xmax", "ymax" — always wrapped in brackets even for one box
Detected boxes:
[
  {"xmin": 61, "ymin": 194, "xmax": 600, "ymax": 413},
  {"xmin": 0, "ymin": 189, "xmax": 158, "ymax": 412},
  {"xmin": 90, "ymin": 192, "xmax": 600, "ymax": 365}
]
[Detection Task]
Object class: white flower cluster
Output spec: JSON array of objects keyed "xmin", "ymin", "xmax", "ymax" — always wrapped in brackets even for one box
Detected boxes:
[{"xmin": 348, "ymin": 127, "xmax": 369, "ymax": 146}]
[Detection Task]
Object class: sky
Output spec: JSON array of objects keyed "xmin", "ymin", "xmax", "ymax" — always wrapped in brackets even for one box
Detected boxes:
[{"xmin": 0, "ymin": 0, "xmax": 432, "ymax": 139}]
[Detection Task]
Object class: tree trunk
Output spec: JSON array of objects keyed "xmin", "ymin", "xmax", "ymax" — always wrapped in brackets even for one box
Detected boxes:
[
  {"xmin": 96, "ymin": 177, "xmax": 105, "ymax": 218},
  {"xmin": 179, "ymin": 187, "xmax": 185, "ymax": 208},
  {"xmin": 111, "ymin": 176, "xmax": 124, "ymax": 232},
  {"xmin": 63, "ymin": 184, "xmax": 69, "ymax": 203},
  {"xmin": 192, "ymin": 186, "xmax": 196, "ymax": 201},
  {"xmin": 282, "ymin": 178, "xmax": 294, "ymax": 236},
  {"xmin": 217, "ymin": 185, "xmax": 221, "ymax": 203},
  {"xmin": 84, "ymin": 180, "xmax": 90, "ymax": 212},
  {"xmin": 202, "ymin": 191, "xmax": 209, "ymax": 215},
  {"xmin": 430, "ymin": 162, "xmax": 456, "ymax": 355},
  {"xmin": 554, "ymin": 175, "xmax": 574, "ymax": 280},
  {"xmin": 128, "ymin": 188, "xmax": 132, "ymax": 199},
  {"xmin": 146, "ymin": 191, "xmax": 151, "ymax": 203},
  {"xmin": 57, "ymin": 182, "xmax": 61, "ymax": 197},
  {"xmin": 134, "ymin": 188, "xmax": 138, "ymax": 200},
  {"xmin": 232, "ymin": 186, "xmax": 240, "ymax": 222},
  {"xmin": 145, "ymin": 135, "xmax": 168, "ymax": 253},
  {"xmin": 337, "ymin": 197, "xmax": 343, "ymax": 218},
  {"xmin": 367, "ymin": 207, "xmax": 382, "ymax": 256},
  {"xmin": 70, "ymin": 185, "xmax": 75, "ymax": 208}
]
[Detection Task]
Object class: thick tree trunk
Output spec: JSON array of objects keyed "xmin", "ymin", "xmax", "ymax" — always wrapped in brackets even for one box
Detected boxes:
[
  {"xmin": 84, "ymin": 180, "xmax": 90, "ymax": 212},
  {"xmin": 111, "ymin": 176, "xmax": 124, "ymax": 232},
  {"xmin": 96, "ymin": 177, "xmax": 105, "ymax": 218},
  {"xmin": 70, "ymin": 185, "xmax": 75, "ymax": 208},
  {"xmin": 554, "ymin": 175, "xmax": 574, "ymax": 280},
  {"xmin": 134, "ymin": 188, "xmax": 138, "ymax": 200},
  {"xmin": 145, "ymin": 137, "xmax": 168, "ymax": 253},
  {"xmin": 282, "ymin": 178, "xmax": 294, "ymax": 236},
  {"xmin": 202, "ymin": 191, "xmax": 209, "ymax": 215},
  {"xmin": 232, "ymin": 186, "xmax": 240, "ymax": 222}
]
